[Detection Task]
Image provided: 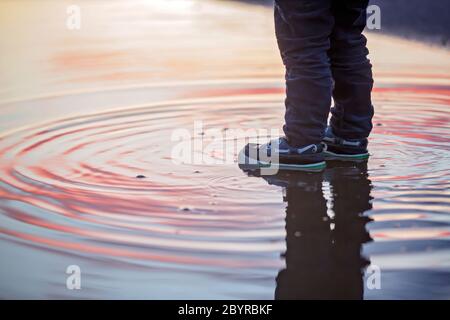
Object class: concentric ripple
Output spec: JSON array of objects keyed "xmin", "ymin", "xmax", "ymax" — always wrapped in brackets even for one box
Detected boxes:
[{"xmin": 0, "ymin": 78, "xmax": 449, "ymax": 298}]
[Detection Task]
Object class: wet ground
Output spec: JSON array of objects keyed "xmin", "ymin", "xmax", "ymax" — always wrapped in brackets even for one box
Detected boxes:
[{"xmin": 0, "ymin": 0, "xmax": 449, "ymax": 299}]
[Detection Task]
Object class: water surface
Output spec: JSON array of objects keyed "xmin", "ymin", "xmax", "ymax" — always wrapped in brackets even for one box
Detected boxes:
[{"xmin": 0, "ymin": 0, "xmax": 449, "ymax": 299}]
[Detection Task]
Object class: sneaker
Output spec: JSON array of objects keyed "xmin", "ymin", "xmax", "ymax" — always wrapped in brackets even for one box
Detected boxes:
[
  {"xmin": 238, "ymin": 137, "xmax": 326, "ymax": 172},
  {"xmin": 322, "ymin": 127, "xmax": 369, "ymax": 161}
]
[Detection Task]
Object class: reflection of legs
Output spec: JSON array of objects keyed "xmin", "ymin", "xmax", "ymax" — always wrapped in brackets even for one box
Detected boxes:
[
  {"xmin": 274, "ymin": 0, "xmax": 334, "ymax": 147},
  {"xmin": 275, "ymin": 164, "xmax": 372, "ymax": 300},
  {"xmin": 329, "ymin": 0, "xmax": 374, "ymax": 140}
]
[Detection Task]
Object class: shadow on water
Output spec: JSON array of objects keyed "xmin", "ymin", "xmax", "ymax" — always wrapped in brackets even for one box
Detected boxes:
[{"xmin": 241, "ymin": 161, "xmax": 374, "ymax": 299}]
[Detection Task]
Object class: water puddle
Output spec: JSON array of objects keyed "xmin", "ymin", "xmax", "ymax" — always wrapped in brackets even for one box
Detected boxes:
[{"xmin": 0, "ymin": 0, "xmax": 449, "ymax": 299}]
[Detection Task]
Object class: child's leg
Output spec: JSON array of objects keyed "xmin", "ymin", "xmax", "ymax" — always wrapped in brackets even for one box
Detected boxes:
[
  {"xmin": 274, "ymin": 0, "xmax": 334, "ymax": 147},
  {"xmin": 329, "ymin": 0, "xmax": 374, "ymax": 140}
]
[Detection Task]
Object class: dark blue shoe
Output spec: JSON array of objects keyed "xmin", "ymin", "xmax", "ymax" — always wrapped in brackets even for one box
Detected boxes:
[
  {"xmin": 238, "ymin": 137, "xmax": 326, "ymax": 172},
  {"xmin": 322, "ymin": 127, "xmax": 369, "ymax": 161}
]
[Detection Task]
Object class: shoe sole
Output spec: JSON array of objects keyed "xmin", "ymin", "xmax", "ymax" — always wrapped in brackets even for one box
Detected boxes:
[
  {"xmin": 239, "ymin": 155, "xmax": 326, "ymax": 172},
  {"xmin": 324, "ymin": 150, "xmax": 369, "ymax": 161}
]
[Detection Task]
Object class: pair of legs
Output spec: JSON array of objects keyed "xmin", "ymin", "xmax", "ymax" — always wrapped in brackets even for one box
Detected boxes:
[{"xmin": 275, "ymin": 0, "xmax": 374, "ymax": 147}]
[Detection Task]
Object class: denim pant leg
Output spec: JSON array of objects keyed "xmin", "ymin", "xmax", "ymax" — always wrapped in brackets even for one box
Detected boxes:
[
  {"xmin": 329, "ymin": 0, "xmax": 374, "ymax": 139},
  {"xmin": 274, "ymin": 0, "xmax": 334, "ymax": 147}
]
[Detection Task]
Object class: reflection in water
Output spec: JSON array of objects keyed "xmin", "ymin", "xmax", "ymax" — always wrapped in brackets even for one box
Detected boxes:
[
  {"xmin": 0, "ymin": 0, "xmax": 449, "ymax": 299},
  {"xmin": 242, "ymin": 162, "xmax": 373, "ymax": 299}
]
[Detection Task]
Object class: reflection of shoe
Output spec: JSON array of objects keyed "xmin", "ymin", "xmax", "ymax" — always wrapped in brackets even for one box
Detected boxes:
[
  {"xmin": 243, "ymin": 168, "xmax": 323, "ymax": 189},
  {"xmin": 241, "ymin": 160, "xmax": 369, "ymax": 188},
  {"xmin": 238, "ymin": 137, "xmax": 326, "ymax": 172},
  {"xmin": 322, "ymin": 127, "xmax": 369, "ymax": 161}
]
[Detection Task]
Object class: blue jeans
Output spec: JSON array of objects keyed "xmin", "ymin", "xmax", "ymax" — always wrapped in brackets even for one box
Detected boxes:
[{"xmin": 275, "ymin": 0, "xmax": 374, "ymax": 147}]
